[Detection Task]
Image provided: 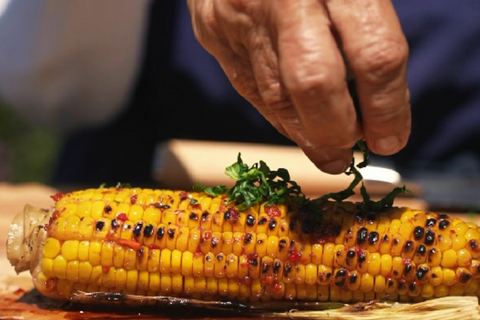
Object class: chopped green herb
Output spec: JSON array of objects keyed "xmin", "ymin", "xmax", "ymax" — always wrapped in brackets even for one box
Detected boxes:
[{"xmin": 116, "ymin": 182, "xmax": 132, "ymax": 188}]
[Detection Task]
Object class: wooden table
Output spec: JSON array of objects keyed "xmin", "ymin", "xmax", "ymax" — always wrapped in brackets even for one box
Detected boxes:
[{"xmin": 1, "ymin": 183, "xmax": 479, "ymax": 319}]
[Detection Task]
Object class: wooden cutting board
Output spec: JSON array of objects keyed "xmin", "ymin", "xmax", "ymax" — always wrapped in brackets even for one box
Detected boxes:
[{"xmin": 1, "ymin": 183, "xmax": 479, "ymax": 319}]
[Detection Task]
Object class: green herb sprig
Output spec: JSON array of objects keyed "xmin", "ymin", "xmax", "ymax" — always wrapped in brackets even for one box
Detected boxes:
[{"xmin": 194, "ymin": 140, "xmax": 408, "ymax": 214}]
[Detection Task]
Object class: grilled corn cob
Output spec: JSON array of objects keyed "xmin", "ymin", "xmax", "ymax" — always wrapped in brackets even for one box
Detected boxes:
[{"xmin": 7, "ymin": 187, "xmax": 480, "ymax": 303}]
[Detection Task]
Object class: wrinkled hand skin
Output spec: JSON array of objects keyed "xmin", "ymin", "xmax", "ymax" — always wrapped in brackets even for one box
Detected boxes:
[{"xmin": 187, "ymin": 0, "xmax": 411, "ymax": 174}]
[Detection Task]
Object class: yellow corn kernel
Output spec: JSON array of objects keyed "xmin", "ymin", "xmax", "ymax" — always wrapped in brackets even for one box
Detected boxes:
[
  {"xmin": 427, "ymin": 248, "xmax": 442, "ymax": 267},
  {"xmin": 221, "ymin": 232, "xmax": 233, "ymax": 255},
  {"xmin": 305, "ymin": 263, "xmax": 317, "ymax": 285},
  {"xmin": 41, "ymin": 258, "xmax": 55, "ymax": 278},
  {"xmin": 101, "ymin": 241, "xmax": 114, "ymax": 267},
  {"xmin": 176, "ymin": 227, "xmax": 189, "ymax": 252},
  {"xmin": 204, "ymin": 252, "xmax": 215, "ymax": 277},
  {"xmin": 78, "ymin": 261, "xmax": 93, "ymax": 283},
  {"xmin": 66, "ymin": 260, "xmax": 79, "ymax": 282},
  {"xmin": 443, "ymin": 268, "xmax": 456, "ymax": 286},
  {"xmin": 374, "ymin": 275, "xmax": 386, "ymax": 293},
  {"xmin": 218, "ymin": 278, "xmax": 229, "ymax": 297},
  {"xmin": 441, "ymin": 249, "xmax": 457, "ymax": 268},
  {"xmin": 114, "ymin": 267, "xmax": 127, "ymax": 290},
  {"xmin": 138, "ymin": 270, "xmax": 149, "ymax": 291},
  {"xmin": 266, "ymin": 236, "xmax": 279, "ymax": 259},
  {"xmin": 88, "ymin": 240, "xmax": 102, "ymax": 266},
  {"xmin": 360, "ymin": 273, "xmax": 374, "ymax": 292},
  {"xmin": 322, "ymin": 243, "xmax": 335, "ymax": 267},
  {"xmin": 317, "ymin": 285, "xmax": 329, "ymax": 301},
  {"xmin": 124, "ymin": 247, "xmax": 137, "ymax": 270},
  {"xmin": 53, "ymin": 255, "xmax": 67, "ymax": 279},
  {"xmin": 143, "ymin": 207, "xmax": 161, "ymax": 224},
  {"xmin": 295, "ymin": 264, "xmax": 306, "ymax": 284},
  {"xmin": 192, "ymin": 253, "xmax": 204, "ymax": 277},
  {"xmin": 458, "ymin": 248, "xmax": 473, "ymax": 267},
  {"xmin": 226, "ymin": 253, "xmax": 238, "ymax": 278},
  {"xmin": 43, "ymin": 237, "xmax": 61, "ymax": 258},
  {"xmin": 170, "ymin": 249, "xmax": 182, "ymax": 274},
  {"xmin": 90, "ymin": 200, "xmax": 105, "ymax": 220},
  {"xmin": 161, "ymin": 274, "xmax": 173, "ymax": 294},
  {"xmin": 256, "ymin": 233, "xmax": 268, "ymax": 257},
  {"xmin": 367, "ymin": 253, "xmax": 381, "ymax": 276},
  {"xmin": 148, "ymin": 249, "xmax": 160, "ymax": 272},
  {"xmin": 316, "ymin": 265, "xmax": 332, "ymax": 285},
  {"xmin": 182, "ymin": 251, "xmax": 194, "ymax": 276},
  {"xmin": 103, "ymin": 266, "xmax": 116, "ymax": 288},
  {"xmin": 334, "ymin": 244, "xmax": 346, "ymax": 268},
  {"xmin": 126, "ymin": 269, "xmax": 138, "ymax": 291},
  {"xmin": 206, "ymin": 277, "xmax": 218, "ymax": 296}
]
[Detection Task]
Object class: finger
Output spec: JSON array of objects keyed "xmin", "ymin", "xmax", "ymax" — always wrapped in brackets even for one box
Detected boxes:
[
  {"xmin": 326, "ymin": 0, "xmax": 411, "ymax": 155},
  {"xmin": 274, "ymin": 0, "xmax": 362, "ymax": 149}
]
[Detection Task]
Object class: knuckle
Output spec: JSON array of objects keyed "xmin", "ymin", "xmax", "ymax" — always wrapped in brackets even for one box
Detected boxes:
[
  {"xmin": 286, "ymin": 71, "xmax": 333, "ymax": 97},
  {"xmin": 355, "ymin": 38, "xmax": 408, "ymax": 84}
]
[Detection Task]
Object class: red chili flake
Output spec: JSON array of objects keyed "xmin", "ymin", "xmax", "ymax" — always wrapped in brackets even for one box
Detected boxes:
[
  {"xmin": 45, "ymin": 278, "xmax": 56, "ymax": 290},
  {"xmin": 274, "ymin": 283, "xmax": 282, "ymax": 291},
  {"xmin": 179, "ymin": 191, "xmax": 188, "ymax": 201},
  {"xmin": 203, "ymin": 230, "xmax": 212, "ymax": 241},
  {"xmin": 264, "ymin": 276, "xmax": 274, "ymax": 285},
  {"xmin": 130, "ymin": 194, "xmax": 138, "ymax": 205},
  {"xmin": 196, "ymin": 244, "xmax": 203, "ymax": 254},
  {"xmin": 148, "ymin": 244, "xmax": 160, "ymax": 250},
  {"xmin": 118, "ymin": 239, "xmax": 141, "ymax": 251},
  {"xmin": 244, "ymin": 276, "xmax": 252, "ymax": 286},
  {"xmin": 226, "ymin": 206, "xmax": 240, "ymax": 223},
  {"xmin": 194, "ymin": 251, "xmax": 204, "ymax": 258},
  {"xmin": 50, "ymin": 192, "xmax": 64, "ymax": 202},
  {"xmin": 450, "ymin": 229, "xmax": 456, "ymax": 234},
  {"xmin": 288, "ymin": 247, "xmax": 302, "ymax": 262},
  {"xmin": 103, "ymin": 266, "xmax": 111, "ymax": 274},
  {"xmin": 44, "ymin": 210, "xmax": 61, "ymax": 231},
  {"xmin": 116, "ymin": 213, "xmax": 128, "ymax": 221},
  {"xmin": 265, "ymin": 205, "xmax": 281, "ymax": 218},
  {"xmin": 13, "ymin": 288, "xmax": 25, "ymax": 295},
  {"xmin": 247, "ymin": 253, "xmax": 258, "ymax": 262},
  {"xmin": 402, "ymin": 258, "xmax": 412, "ymax": 266},
  {"xmin": 102, "ymin": 190, "xmax": 111, "ymax": 195}
]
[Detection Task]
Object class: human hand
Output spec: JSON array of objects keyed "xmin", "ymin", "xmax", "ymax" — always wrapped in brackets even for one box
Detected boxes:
[{"xmin": 187, "ymin": 0, "xmax": 411, "ymax": 174}]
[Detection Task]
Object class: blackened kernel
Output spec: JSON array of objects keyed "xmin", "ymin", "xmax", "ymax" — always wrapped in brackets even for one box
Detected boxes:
[
  {"xmin": 269, "ymin": 218, "xmax": 277, "ymax": 230},
  {"xmin": 279, "ymin": 239, "xmax": 287, "ymax": 250},
  {"xmin": 393, "ymin": 270, "xmax": 399, "ymax": 276},
  {"xmin": 368, "ymin": 231, "xmax": 379, "ymax": 245},
  {"xmin": 137, "ymin": 247, "xmax": 145, "ymax": 259},
  {"xmin": 205, "ymin": 255, "xmax": 212, "ymax": 262},
  {"xmin": 347, "ymin": 250, "xmax": 356, "ymax": 258},
  {"xmin": 133, "ymin": 222, "xmax": 143, "ymax": 237},
  {"xmin": 273, "ymin": 260, "xmax": 281, "ymax": 273},
  {"xmin": 426, "ymin": 218, "xmax": 437, "ymax": 227},
  {"xmin": 459, "ymin": 272, "xmax": 472, "ymax": 284},
  {"xmin": 439, "ymin": 220, "xmax": 450, "ymax": 230},
  {"xmin": 284, "ymin": 264, "xmax": 292, "ymax": 276},
  {"xmin": 383, "ymin": 234, "xmax": 389, "ymax": 242},
  {"xmin": 250, "ymin": 258, "xmax": 258, "ymax": 266},
  {"xmin": 416, "ymin": 244, "xmax": 427, "ymax": 255},
  {"xmin": 224, "ymin": 211, "xmax": 231, "ymax": 221},
  {"xmin": 336, "ymin": 269, "xmax": 347, "ymax": 278},
  {"xmin": 143, "ymin": 224, "xmax": 154, "ymax": 238},
  {"xmin": 438, "ymin": 214, "xmax": 448, "ymax": 220},
  {"xmin": 262, "ymin": 262, "xmax": 270, "ymax": 274},
  {"xmin": 211, "ymin": 237, "xmax": 219, "ymax": 248},
  {"xmin": 244, "ymin": 233, "xmax": 253, "ymax": 244},
  {"xmin": 355, "ymin": 212, "xmax": 364, "ymax": 224},
  {"xmin": 403, "ymin": 240, "xmax": 414, "ymax": 253},
  {"xmin": 156, "ymin": 226, "xmax": 165, "ymax": 239},
  {"xmin": 358, "ymin": 252, "xmax": 366, "ymax": 263},
  {"xmin": 217, "ymin": 254, "xmax": 224, "ymax": 261},
  {"xmin": 246, "ymin": 215, "xmax": 256, "ymax": 226},
  {"xmin": 366, "ymin": 213, "xmax": 377, "ymax": 222},
  {"xmin": 357, "ymin": 227, "xmax": 368, "ymax": 245},
  {"xmin": 404, "ymin": 264, "xmax": 413, "ymax": 276},
  {"xmin": 335, "ymin": 278, "xmax": 346, "ymax": 287},
  {"xmin": 425, "ymin": 230, "xmax": 435, "ymax": 245},
  {"xmin": 104, "ymin": 205, "xmax": 112, "ymax": 214},
  {"xmin": 189, "ymin": 213, "xmax": 198, "ymax": 221},
  {"xmin": 416, "ymin": 266, "xmax": 429, "ymax": 280},
  {"xmin": 201, "ymin": 211, "xmax": 209, "ymax": 222},
  {"xmin": 469, "ymin": 239, "xmax": 479, "ymax": 251},
  {"xmin": 388, "ymin": 279, "xmax": 394, "ymax": 287},
  {"xmin": 289, "ymin": 221, "xmax": 295, "ymax": 231},
  {"xmin": 258, "ymin": 217, "xmax": 268, "ymax": 225},
  {"xmin": 302, "ymin": 219, "xmax": 314, "ymax": 234},
  {"xmin": 431, "ymin": 273, "xmax": 438, "ymax": 279},
  {"xmin": 257, "ymin": 239, "xmax": 264, "ymax": 244},
  {"xmin": 167, "ymin": 228, "xmax": 175, "ymax": 239},
  {"xmin": 95, "ymin": 221, "xmax": 105, "ymax": 231},
  {"xmin": 326, "ymin": 273, "xmax": 332, "ymax": 280},
  {"xmin": 413, "ymin": 226, "xmax": 425, "ymax": 240},
  {"xmin": 398, "ymin": 280, "xmax": 405, "ymax": 290},
  {"xmin": 111, "ymin": 219, "xmax": 119, "ymax": 230},
  {"xmin": 393, "ymin": 238, "xmax": 400, "ymax": 245},
  {"xmin": 409, "ymin": 282, "xmax": 417, "ymax": 292},
  {"xmin": 349, "ymin": 273, "xmax": 358, "ymax": 284},
  {"xmin": 154, "ymin": 203, "xmax": 171, "ymax": 210}
]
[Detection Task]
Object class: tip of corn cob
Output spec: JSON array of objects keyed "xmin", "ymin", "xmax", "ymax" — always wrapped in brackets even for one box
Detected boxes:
[{"xmin": 7, "ymin": 204, "xmax": 49, "ymax": 274}]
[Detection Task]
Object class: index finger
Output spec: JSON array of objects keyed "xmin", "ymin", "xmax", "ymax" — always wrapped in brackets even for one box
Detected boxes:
[{"xmin": 327, "ymin": 0, "xmax": 411, "ymax": 155}]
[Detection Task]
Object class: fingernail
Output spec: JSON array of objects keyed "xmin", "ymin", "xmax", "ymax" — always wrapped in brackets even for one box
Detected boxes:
[
  {"xmin": 319, "ymin": 160, "xmax": 349, "ymax": 174},
  {"xmin": 374, "ymin": 136, "xmax": 400, "ymax": 155}
]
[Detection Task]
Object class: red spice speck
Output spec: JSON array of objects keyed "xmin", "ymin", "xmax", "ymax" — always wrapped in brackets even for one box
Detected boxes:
[
  {"xmin": 50, "ymin": 192, "xmax": 64, "ymax": 202},
  {"xmin": 288, "ymin": 251, "xmax": 302, "ymax": 262},
  {"xmin": 402, "ymin": 258, "xmax": 412, "ymax": 266},
  {"xmin": 265, "ymin": 205, "xmax": 281, "ymax": 218},
  {"xmin": 118, "ymin": 239, "xmax": 141, "ymax": 251},
  {"xmin": 148, "ymin": 244, "xmax": 160, "ymax": 250},
  {"xmin": 194, "ymin": 251, "xmax": 203, "ymax": 258},
  {"xmin": 264, "ymin": 276, "xmax": 274, "ymax": 285},
  {"xmin": 103, "ymin": 266, "xmax": 111, "ymax": 274},
  {"xmin": 13, "ymin": 288, "xmax": 25, "ymax": 295},
  {"xmin": 44, "ymin": 210, "xmax": 61, "ymax": 231},
  {"xmin": 203, "ymin": 231, "xmax": 212, "ymax": 241},
  {"xmin": 244, "ymin": 276, "xmax": 252, "ymax": 286},
  {"xmin": 116, "ymin": 213, "xmax": 128, "ymax": 221},
  {"xmin": 227, "ymin": 206, "xmax": 240, "ymax": 223},
  {"xmin": 247, "ymin": 253, "xmax": 258, "ymax": 262},
  {"xmin": 274, "ymin": 283, "xmax": 282, "ymax": 291},
  {"xmin": 179, "ymin": 191, "xmax": 188, "ymax": 201},
  {"xmin": 130, "ymin": 194, "xmax": 138, "ymax": 205}
]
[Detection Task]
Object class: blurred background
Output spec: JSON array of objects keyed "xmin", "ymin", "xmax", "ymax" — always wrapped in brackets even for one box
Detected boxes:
[{"xmin": 0, "ymin": 0, "xmax": 480, "ymax": 212}]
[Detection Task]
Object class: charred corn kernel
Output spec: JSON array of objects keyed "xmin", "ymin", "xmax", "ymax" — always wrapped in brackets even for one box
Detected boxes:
[
  {"xmin": 256, "ymin": 233, "xmax": 268, "ymax": 257},
  {"xmin": 317, "ymin": 265, "xmax": 332, "ymax": 285},
  {"xmin": 266, "ymin": 236, "xmax": 278, "ymax": 259},
  {"xmin": 427, "ymin": 248, "xmax": 442, "ymax": 267},
  {"xmin": 166, "ymin": 225, "xmax": 179, "ymax": 251}
]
